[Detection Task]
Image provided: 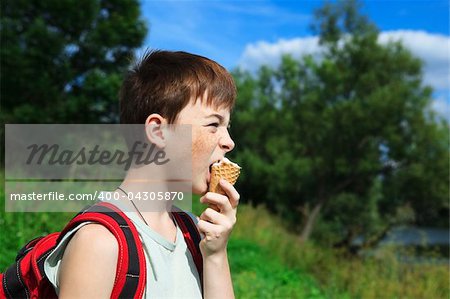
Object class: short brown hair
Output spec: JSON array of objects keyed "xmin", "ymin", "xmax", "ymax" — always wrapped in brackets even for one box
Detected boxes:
[{"xmin": 119, "ymin": 50, "xmax": 236, "ymax": 124}]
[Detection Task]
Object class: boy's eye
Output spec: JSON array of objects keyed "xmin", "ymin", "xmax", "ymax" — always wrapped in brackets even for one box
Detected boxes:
[{"xmin": 208, "ymin": 123, "xmax": 220, "ymax": 128}]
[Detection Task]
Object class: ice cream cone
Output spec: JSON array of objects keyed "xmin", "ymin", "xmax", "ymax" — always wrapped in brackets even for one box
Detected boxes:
[{"xmin": 209, "ymin": 158, "xmax": 241, "ymax": 195}]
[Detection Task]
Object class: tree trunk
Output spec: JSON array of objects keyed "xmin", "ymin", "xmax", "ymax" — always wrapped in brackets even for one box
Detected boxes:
[
  {"xmin": 298, "ymin": 175, "xmax": 357, "ymax": 243},
  {"xmin": 299, "ymin": 198, "xmax": 325, "ymax": 243}
]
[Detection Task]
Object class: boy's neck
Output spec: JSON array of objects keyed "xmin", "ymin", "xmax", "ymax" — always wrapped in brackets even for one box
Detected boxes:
[
  {"xmin": 113, "ymin": 188, "xmax": 178, "ymax": 243},
  {"xmin": 118, "ymin": 166, "xmax": 172, "ymax": 210}
]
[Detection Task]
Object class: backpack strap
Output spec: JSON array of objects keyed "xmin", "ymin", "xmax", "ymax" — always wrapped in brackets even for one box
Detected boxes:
[
  {"xmin": 171, "ymin": 211, "xmax": 204, "ymax": 295},
  {"xmin": 59, "ymin": 202, "xmax": 146, "ymax": 299}
]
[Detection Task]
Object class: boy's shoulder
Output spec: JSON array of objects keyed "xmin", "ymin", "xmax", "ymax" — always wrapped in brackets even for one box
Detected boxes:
[
  {"xmin": 64, "ymin": 223, "xmax": 119, "ymax": 266},
  {"xmin": 58, "ymin": 223, "xmax": 118, "ymax": 297},
  {"xmin": 72, "ymin": 223, "xmax": 118, "ymax": 248}
]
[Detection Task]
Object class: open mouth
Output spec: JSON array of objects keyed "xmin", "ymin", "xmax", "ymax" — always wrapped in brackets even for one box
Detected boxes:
[
  {"xmin": 209, "ymin": 160, "xmax": 221, "ymax": 171},
  {"xmin": 207, "ymin": 160, "xmax": 221, "ymax": 183}
]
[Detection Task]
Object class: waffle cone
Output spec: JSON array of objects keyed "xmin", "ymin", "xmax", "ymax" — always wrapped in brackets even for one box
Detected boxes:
[{"xmin": 209, "ymin": 160, "xmax": 241, "ymax": 195}]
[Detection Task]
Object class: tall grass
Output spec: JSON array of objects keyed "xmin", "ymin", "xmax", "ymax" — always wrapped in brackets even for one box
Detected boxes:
[{"xmin": 232, "ymin": 204, "xmax": 449, "ymax": 299}]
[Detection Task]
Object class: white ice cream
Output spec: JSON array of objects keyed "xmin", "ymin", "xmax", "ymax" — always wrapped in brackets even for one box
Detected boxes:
[{"xmin": 212, "ymin": 157, "xmax": 241, "ymax": 168}]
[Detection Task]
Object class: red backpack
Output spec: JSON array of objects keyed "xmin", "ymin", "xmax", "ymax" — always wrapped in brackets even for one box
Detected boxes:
[{"xmin": 0, "ymin": 202, "xmax": 203, "ymax": 299}]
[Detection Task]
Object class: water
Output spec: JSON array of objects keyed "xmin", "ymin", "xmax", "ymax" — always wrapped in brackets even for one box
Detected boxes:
[{"xmin": 357, "ymin": 226, "xmax": 449, "ymax": 265}]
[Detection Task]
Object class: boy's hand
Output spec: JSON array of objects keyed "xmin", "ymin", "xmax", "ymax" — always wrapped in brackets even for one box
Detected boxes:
[{"xmin": 197, "ymin": 179, "xmax": 239, "ymax": 257}]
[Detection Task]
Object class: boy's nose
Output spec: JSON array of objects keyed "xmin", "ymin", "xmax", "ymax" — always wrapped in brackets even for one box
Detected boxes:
[{"xmin": 219, "ymin": 129, "xmax": 235, "ymax": 152}]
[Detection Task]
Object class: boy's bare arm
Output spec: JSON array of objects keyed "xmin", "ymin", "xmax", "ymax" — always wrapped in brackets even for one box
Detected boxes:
[
  {"xmin": 58, "ymin": 224, "xmax": 118, "ymax": 299},
  {"xmin": 203, "ymin": 251, "xmax": 234, "ymax": 299},
  {"xmin": 198, "ymin": 179, "xmax": 240, "ymax": 299}
]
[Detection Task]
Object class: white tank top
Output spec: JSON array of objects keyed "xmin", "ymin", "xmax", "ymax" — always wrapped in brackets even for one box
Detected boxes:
[{"xmin": 44, "ymin": 199, "xmax": 202, "ymax": 299}]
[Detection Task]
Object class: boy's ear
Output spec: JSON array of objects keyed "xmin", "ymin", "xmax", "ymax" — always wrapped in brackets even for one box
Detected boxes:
[{"xmin": 145, "ymin": 114, "xmax": 168, "ymax": 149}]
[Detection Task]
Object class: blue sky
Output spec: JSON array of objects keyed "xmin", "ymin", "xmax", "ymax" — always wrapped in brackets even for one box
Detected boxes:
[{"xmin": 138, "ymin": 0, "xmax": 449, "ymax": 117}]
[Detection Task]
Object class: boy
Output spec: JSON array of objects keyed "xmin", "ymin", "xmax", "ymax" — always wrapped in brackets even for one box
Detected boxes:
[{"xmin": 43, "ymin": 50, "xmax": 240, "ymax": 298}]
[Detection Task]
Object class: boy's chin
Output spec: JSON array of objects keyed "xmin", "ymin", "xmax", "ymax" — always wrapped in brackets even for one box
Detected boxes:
[{"xmin": 192, "ymin": 183, "xmax": 208, "ymax": 196}]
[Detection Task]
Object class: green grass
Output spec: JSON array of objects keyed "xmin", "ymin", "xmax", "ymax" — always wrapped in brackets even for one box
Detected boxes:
[
  {"xmin": 228, "ymin": 204, "xmax": 449, "ymax": 299},
  {"xmin": 228, "ymin": 238, "xmax": 324, "ymax": 298}
]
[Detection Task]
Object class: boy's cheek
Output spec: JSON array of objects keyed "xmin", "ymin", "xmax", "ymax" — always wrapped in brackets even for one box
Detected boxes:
[{"xmin": 191, "ymin": 133, "xmax": 216, "ymax": 159}]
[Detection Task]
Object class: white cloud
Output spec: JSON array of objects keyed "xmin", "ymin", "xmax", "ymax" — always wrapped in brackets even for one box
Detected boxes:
[
  {"xmin": 238, "ymin": 36, "xmax": 321, "ymax": 71},
  {"xmin": 431, "ymin": 92, "xmax": 450, "ymax": 121},
  {"xmin": 239, "ymin": 30, "xmax": 449, "ymax": 90},
  {"xmin": 379, "ymin": 30, "xmax": 449, "ymax": 90}
]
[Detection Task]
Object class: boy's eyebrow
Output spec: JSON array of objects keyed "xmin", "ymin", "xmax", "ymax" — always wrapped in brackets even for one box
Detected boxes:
[{"xmin": 205, "ymin": 113, "xmax": 225, "ymax": 123}]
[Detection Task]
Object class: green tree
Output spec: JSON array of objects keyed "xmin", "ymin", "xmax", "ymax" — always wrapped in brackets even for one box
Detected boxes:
[
  {"xmin": 231, "ymin": 0, "xmax": 449, "ymax": 248},
  {"xmin": 1, "ymin": 0, "xmax": 147, "ymax": 124}
]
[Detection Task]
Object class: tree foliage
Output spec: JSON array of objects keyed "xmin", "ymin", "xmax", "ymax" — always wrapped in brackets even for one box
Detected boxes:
[
  {"xmin": 231, "ymin": 0, "xmax": 449, "ymax": 247},
  {"xmin": 1, "ymin": 0, "xmax": 147, "ymax": 123}
]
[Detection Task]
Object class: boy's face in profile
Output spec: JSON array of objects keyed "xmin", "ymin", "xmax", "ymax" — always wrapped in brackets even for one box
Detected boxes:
[{"xmin": 175, "ymin": 99, "xmax": 235, "ymax": 195}]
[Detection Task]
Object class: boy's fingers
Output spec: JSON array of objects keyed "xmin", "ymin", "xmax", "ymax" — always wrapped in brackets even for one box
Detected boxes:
[
  {"xmin": 199, "ymin": 207, "xmax": 227, "ymax": 224},
  {"xmin": 197, "ymin": 219, "xmax": 216, "ymax": 234},
  {"xmin": 219, "ymin": 179, "xmax": 240, "ymax": 209},
  {"xmin": 200, "ymin": 192, "xmax": 232, "ymax": 213}
]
